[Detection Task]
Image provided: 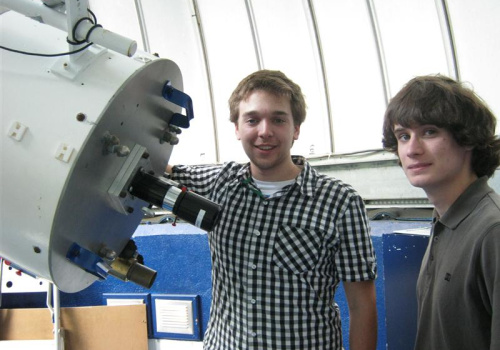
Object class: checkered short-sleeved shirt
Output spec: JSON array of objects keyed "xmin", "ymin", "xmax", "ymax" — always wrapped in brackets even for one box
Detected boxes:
[{"xmin": 169, "ymin": 156, "xmax": 377, "ymax": 350}]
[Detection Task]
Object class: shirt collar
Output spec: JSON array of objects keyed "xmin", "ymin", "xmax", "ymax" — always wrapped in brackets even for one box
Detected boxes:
[
  {"xmin": 438, "ymin": 176, "xmax": 494, "ymax": 229},
  {"xmin": 235, "ymin": 156, "xmax": 317, "ymax": 198}
]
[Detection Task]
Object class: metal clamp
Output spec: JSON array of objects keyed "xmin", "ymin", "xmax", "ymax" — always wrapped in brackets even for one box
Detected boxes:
[
  {"xmin": 162, "ymin": 81, "xmax": 194, "ymax": 129},
  {"xmin": 66, "ymin": 243, "xmax": 108, "ymax": 280}
]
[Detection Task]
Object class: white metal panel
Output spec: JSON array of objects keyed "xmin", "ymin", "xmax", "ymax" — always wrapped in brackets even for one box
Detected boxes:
[
  {"xmin": 311, "ymin": 156, "xmax": 429, "ymax": 204},
  {"xmin": 314, "ymin": 0, "xmax": 387, "ymax": 154},
  {"xmin": 250, "ymin": 0, "xmax": 332, "ymax": 157},
  {"xmin": 447, "ymin": 0, "xmax": 500, "ymax": 133},
  {"xmin": 196, "ymin": 0, "xmax": 258, "ymax": 163},
  {"xmin": 373, "ymin": 0, "xmax": 450, "ymax": 95},
  {"xmin": 0, "ymin": 261, "xmax": 48, "ymax": 293}
]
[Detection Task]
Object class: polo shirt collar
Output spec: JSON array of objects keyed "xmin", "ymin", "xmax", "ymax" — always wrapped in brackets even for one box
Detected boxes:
[{"xmin": 438, "ymin": 176, "xmax": 493, "ymax": 229}]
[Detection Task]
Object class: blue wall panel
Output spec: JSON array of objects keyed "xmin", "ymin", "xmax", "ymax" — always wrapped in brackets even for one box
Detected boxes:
[
  {"xmin": 382, "ymin": 233, "xmax": 429, "ymax": 350},
  {"xmin": 337, "ymin": 233, "xmax": 386, "ymax": 350}
]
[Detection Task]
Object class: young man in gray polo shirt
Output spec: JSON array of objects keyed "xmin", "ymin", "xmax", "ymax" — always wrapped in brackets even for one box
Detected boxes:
[{"xmin": 382, "ymin": 74, "xmax": 500, "ymax": 350}]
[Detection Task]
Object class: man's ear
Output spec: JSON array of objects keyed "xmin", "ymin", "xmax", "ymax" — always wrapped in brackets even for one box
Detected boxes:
[
  {"xmin": 293, "ymin": 124, "xmax": 300, "ymax": 140},
  {"xmin": 235, "ymin": 123, "xmax": 241, "ymax": 140}
]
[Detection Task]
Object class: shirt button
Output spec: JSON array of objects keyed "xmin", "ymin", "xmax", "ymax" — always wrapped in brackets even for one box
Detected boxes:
[
  {"xmin": 251, "ymin": 264, "xmax": 257, "ymax": 269},
  {"xmin": 251, "ymin": 332, "xmax": 257, "ymax": 337},
  {"xmin": 254, "ymin": 230, "xmax": 261, "ymax": 236},
  {"xmin": 262, "ymin": 201, "xmax": 268, "ymax": 206},
  {"xmin": 250, "ymin": 299, "xmax": 256, "ymax": 304}
]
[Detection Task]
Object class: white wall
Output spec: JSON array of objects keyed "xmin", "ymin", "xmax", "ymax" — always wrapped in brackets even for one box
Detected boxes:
[{"xmin": 88, "ymin": 0, "xmax": 500, "ymax": 165}]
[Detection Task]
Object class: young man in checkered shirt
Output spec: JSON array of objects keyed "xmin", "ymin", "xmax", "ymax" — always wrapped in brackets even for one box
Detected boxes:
[{"xmin": 167, "ymin": 70, "xmax": 378, "ymax": 350}]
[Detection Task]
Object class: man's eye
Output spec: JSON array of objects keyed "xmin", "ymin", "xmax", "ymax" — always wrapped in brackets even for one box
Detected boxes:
[
  {"xmin": 397, "ymin": 134, "xmax": 410, "ymax": 141},
  {"xmin": 274, "ymin": 118, "xmax": 285, "ymax": 124},
  {"xmin": 424, "ymin": 129, "xmax": 437, "ymax": 136}
]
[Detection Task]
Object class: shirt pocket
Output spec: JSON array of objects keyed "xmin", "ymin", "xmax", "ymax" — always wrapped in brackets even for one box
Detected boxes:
[{"xmin": 272, "ymin": 225, "xmax": 324, "ymax": 274}]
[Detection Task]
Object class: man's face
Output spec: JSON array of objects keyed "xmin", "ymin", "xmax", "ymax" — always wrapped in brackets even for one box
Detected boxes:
[
  {"xmin": 394, "ymin": 123, "xmax": 474, "ymax": 194},
  {"xmin": 235, "ymin": 90, "xmax": 300, "ymax": 179}
]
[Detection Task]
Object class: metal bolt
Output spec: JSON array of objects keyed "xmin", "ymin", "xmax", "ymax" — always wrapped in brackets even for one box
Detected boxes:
[
  {"xmin": 76, "ymin": 113, "xmax": 86, "ymax": 122},
  {"xmin": 99, "ymin": 248, "xmax": 117, "ymax": 260},
  {"xmin": 169, "ymin": 134, "xmax": 179, "ymax": 145},
  {"xmin": 169, "ymin": 125, "xmax": 182, "ymax": 135},
  {"xmin": 108, "ymin": 144, "xmax": 130, "ymax": 157},
  {"xmin": 160, "ymin": 132, "xmax": 172, "ymax": 144}
]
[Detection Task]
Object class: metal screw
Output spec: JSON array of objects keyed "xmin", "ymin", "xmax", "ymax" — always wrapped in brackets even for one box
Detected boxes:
[
  {"xmin": 99, "ymin": 248, "xmax": 117, "ymax": 260},
  {"xmin": 76, "ymin": 113, "xmax": 86, "ymax": 122}
]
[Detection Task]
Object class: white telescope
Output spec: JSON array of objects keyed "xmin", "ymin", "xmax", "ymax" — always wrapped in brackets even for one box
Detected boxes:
[{"xmin": 0, "ymin": 7, "xmax": 220, "ymax": 293}]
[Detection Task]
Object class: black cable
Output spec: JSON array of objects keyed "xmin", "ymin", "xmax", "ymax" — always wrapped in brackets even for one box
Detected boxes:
[
  {"xmin": 0, "ymin": 8, "xmax": 99, "ymax": 58},
  {"xmin": 85, "ymin": 24, "xmax": 103, "ymax": 42},
  {"xmin": 88, "ymin": 9, "xmax": 97, "ymax": 24},
  {"xmin": 71, "ymin": 17, "xmax": 95, "ymax": 45}
]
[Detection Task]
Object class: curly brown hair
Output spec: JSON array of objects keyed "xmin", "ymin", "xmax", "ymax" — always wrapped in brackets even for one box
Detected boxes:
[{"xmin": 382, "ymin": 74, "xmax": 500, "ymax": 178}]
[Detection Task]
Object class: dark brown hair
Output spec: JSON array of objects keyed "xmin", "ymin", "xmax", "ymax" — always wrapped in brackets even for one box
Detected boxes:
[{"xmin": 382, "ymin": 74, "xmax": 500, "ymax": 178}]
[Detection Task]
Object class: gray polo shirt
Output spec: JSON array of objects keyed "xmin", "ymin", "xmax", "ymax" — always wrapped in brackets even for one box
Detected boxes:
[{"xmin": 415, "ymin": 176, "xmax": 500, "ymax": 350}]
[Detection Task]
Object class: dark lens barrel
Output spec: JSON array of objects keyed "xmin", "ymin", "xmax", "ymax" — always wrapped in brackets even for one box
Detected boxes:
[
  {"xmin": 173, "ymin": 190, "xmax": 221, "ymax": 232},
  {"xmin": 130, "ymin": 169, "xmax": 221, "ymax": 231},
  {"xmin": 129, "ymin": 170, "xmax": 167, "ymax": 208}
]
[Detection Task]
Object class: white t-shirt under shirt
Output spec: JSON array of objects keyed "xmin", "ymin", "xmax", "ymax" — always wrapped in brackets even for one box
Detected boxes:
[{"xmin": 252, "ymin": 178, "xmax": 295, "ymax": 197}]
